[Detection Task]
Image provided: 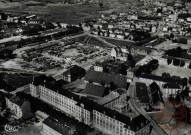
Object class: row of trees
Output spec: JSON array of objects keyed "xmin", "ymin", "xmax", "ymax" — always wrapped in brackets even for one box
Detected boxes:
[
  {"xmin": 0, "ymin": 49, "xmax": 15, "ymax": 59},
  {"xmin": 0, "ymin": 35, "xmax": 52, "ymax": 51},
  {"xmin": 167, "ymin": 58, "xmax": 185, "ymax": 67},
  {"xmin": 135, "ymin": 59, "xmax": 159, "ymax": 77},
  {"xmin": 165, "ymin": 47, "xmax": 187, "ymax": 58},
  {"xmin": 52, "ymin": 27, "xmax": 83, "ymax": 40}
]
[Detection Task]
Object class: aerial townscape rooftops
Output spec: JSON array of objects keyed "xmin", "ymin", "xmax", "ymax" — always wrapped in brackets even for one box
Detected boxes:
[{"xmin": 1, "ymin": 1, "xmax": 191, "ymax": 135}]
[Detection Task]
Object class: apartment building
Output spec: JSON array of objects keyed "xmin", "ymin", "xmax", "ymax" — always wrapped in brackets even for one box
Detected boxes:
[
  {"xmin": 5, "ymin": 95, "xmax": 32, "ymax": 119},
  {"xmin": 30, "ymin": 80, "xmax": 92, "ymax": 125},
  {"xmin": 93, "ymin": 104, "xmax": 150, "ymax": 135},
  {"xmin": 30, "ymin": 76, "xmax": 150, "ymax": 135}
]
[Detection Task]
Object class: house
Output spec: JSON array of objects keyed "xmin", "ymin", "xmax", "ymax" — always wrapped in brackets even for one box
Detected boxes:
[
  {"xmin": 162, "ymin": 26, "xmax": 168, "ymax": 32},
  {"xmin": 162, "ymin": 83, "xmax": 181, "ymax": 98},
  {"xmin": 128, "ymin": 46, "xmax": 152, "ymax": 55},
  {"xmin": 84, "ymin": 83, "xmax": 106, "ymax": 98},
  {"xmin": 149, "ymin": 82, "xmax": 163, "ymax": 109},
  {"xmin": 93, "ymin": 104, "xmax": 150, "ymax": 135},
  {"xmin": 42, "ymin": 116, "xmax": 68, "ymax": 135},
  {"xmin": 62, "ymin": 65, "xmax": 86, "ymax": 82},
  {"xmin": 5, "ymin": 96, "xmax": 33, "ymax": 119},
  {"xmin": 135, "ymin": 82, "xmax": 150, "ymax": 110},
  {"xmin": 110, "ymin": 47, "xmax": 128, "ymax": 61}
]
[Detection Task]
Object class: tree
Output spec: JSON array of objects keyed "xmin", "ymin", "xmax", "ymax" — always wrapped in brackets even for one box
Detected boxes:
[
  {"xmin": 110, "ymin": 81, "xmax": 116, "ymax": 91},
  {"xmin": 127, "ymin": 54, "xmax": 133, "ymax": 61},
  {"xmin": 180, "ymin": 87, "xmax": 189, "ymax": 100},
  {"xmin": 189, "ymin": 77, "xmax": 191, "ymax": 85},
  {"xmin": 188, "ymin": 63, "xmax": 191, "ymax": 69},
  {"xmin": 174, "ymin": 91, "xmax": 181, "ymax": 102},
  {"xmin": 173, "ymin": 59, "xmax": 180, "ymax": 66},
  {"xmin": 167, "ymin": 58, "xmax": 172, "ymax": 65},
  {"xmin": 180, "ymin": 60, "xmax": 185, "ymax": 67},
  {"xmin": 181, "ymin": 78, "xmax": 188, "ymax": 87},
  {"xmin": 99, "ymin": 3, "xmax": 103, "ymax": 8},
  {"xmin": 120, "ymin": 64, "xmax": 127, "ymax": 75},
  {"xmin": 162, "ymin": 72, "xmax": 170, "ymax": 78}
]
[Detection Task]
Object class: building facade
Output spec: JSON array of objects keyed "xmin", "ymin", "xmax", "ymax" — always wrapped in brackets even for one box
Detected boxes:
[{"xmin": 30, "ymin": 83, "xmax": 91, "ymax": 125}]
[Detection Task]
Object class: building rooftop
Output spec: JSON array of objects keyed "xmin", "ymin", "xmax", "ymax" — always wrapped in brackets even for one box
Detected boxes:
[
  {"xmin": 9, "ymin": 96, "xmax": 24, "ymax": 107},
  {"xmin": 62, "ymin": 65, "xmax": 86, "ymax": 77},
  {"xmin": 84, "ymin": 70, "xmax": 128, "ymax": 89},
  {"xmin": 43, "ymin": 116, "xmax": 68, "ymax": 135},
  {"xmin": 33, "ymin": 76, "xmax": 148, "ymax": 132},
  {"xmin": 136, "ymin": 82, "xmax": 150, "ymax": 104},
  {"xmin": 97, "ymin": 89, "xmax": 126, "ymax": 105},
  {"xmin": 84, "ymin": 84, "xmax": 106, "ymax": 97}
]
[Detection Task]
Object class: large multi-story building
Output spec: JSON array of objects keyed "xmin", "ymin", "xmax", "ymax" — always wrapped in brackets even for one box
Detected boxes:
[
  {"xmin": 29, "ymin": 76, "xmax": 150, "ymax": 135},
  {"xmin": 93, "ymin": 104, "xmax": 150, "ymax": 135},
  {"xmin": 30, "ymin": 81, "xmax": 92, "ymax": 125},
  {"xmin": 5, "ymin": 95, "xmax": 32, "ymax": 119}
]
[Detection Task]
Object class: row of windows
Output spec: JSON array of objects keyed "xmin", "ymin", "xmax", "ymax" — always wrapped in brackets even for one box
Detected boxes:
[{"xmin": 37, "ymin": 86, "xmax": 91, "ymax": 125}]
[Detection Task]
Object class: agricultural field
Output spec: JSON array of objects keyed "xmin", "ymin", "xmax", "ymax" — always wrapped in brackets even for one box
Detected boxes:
[{"xmin": 3, "ymin": 4, "xmax": 109, "ymax": 24}]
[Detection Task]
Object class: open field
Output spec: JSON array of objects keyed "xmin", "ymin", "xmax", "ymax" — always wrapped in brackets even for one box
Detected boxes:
[
  {"xmin": 3, "ymin": 4, "xmax": 109, "ymax": 24},
  {"xmin": 154, "ymin": 40, "xmax": 191, "ymax": 51},
  {"xmin": 102, "ymin": 37, "xmax": 135, "ymax": 47},
  {"xmin": 0, "ymin": 1, "xmax": 23, "ymax": 9},
  {"xmin": 152, "ymin": 65, "xmax": 191, "ymax": 79}
]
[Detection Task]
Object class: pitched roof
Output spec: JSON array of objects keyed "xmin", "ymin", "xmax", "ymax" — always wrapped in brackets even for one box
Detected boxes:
[
  {"xmin": 62, "ymin": 65, "xmax": 86, "ymax": 77},
  {"xmin": 84, "ymin": 70, "xmax": 127, "ymax": 88},
  {"xmin": 9, "ymin": 96, "xmax": 24, "ymax": 107},
  {"xmin": 93, "ymin": 103, "xmax": 147, "ymax": 132},
  {"xmin": 84, "ymin": 84, "xmax": 106, "ymax": 97},
  {"xmin": 43, "ymin": 116, "xmax": 68, "ymax": 135},
  {"xmin": 136, "ymin": 82, "xmax": 149, "ymax": 104},
  {"xmin": 33, "ymin": 76, "xmax": 148, "ymax": 132}
]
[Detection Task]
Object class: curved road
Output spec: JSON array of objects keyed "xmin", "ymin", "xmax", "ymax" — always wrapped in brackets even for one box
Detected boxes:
[{"xmin": 128, "ymin": 83, "xmax": 167, "ymax": 135}]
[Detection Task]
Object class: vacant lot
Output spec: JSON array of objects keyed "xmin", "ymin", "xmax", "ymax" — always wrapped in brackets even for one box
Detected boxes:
[{"xmin": 152, "ymin": 65, "xmax": 191, "ymax": 79}]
